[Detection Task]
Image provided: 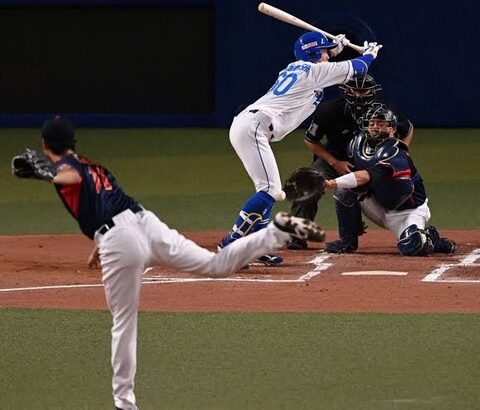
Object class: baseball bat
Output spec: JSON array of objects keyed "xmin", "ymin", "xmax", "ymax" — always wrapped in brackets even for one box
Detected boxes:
[{"xmin": 257, "ymin": 2, "xmax": 364, "ymax": 54}]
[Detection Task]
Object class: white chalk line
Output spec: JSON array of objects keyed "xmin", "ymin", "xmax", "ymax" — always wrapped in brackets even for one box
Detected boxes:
[
  {"xmin": 0, "ymin": 255, "xmax": 332, "ymax": 293},
  {"xmin": 422, "ymin": 248, "xmax": 480, "ymax": 283},
  {"xmin": 299, "ymin": 255, "xmax": 332, "ymax": 281},
  {"xmin": 342, "ymin": 270, "xmax": 408, "ymax": 276}
]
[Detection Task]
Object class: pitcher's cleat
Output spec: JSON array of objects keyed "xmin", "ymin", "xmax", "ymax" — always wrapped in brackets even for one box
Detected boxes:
[{"xmin": 273, "ymin": 212, "xmax": 326, "ymax": 242}]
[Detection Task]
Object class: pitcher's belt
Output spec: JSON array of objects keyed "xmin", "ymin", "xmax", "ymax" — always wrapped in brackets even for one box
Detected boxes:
[{"xmin": 97, "ymin": 204, "xmax": 143, "ymax": 235}]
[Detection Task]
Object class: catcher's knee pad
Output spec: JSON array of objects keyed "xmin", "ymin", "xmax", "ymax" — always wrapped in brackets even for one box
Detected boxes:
[
  {"xmin": 397, "ymin": 225, "xmax": 434, "ymax": 256},
  {"xmin": 333, "ymin": 188, "xmax": 358, "ymax": 207}
]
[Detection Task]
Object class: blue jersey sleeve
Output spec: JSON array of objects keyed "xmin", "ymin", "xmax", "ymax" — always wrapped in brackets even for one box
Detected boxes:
[{"xmin": 350, "ymin": 55, "xmax": 374, "ymax": 77}]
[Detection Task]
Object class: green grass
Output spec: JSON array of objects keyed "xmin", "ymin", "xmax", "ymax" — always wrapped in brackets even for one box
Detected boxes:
[
  {"xmin": 0, "ymin": 128, "xmax": 479, "ymax": 234},
  {"xmin": 1, "ymin": 309, "xmax": 479, "ymax": 409}
]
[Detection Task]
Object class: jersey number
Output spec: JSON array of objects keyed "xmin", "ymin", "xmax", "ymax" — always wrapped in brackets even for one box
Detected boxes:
[
  {"xmin": 88, "ymin": 166, "xmax": 112, "ymax": 193},
  {"xmin": 270, "ymin": 72, "xmax": 298, "ymax": 95}
]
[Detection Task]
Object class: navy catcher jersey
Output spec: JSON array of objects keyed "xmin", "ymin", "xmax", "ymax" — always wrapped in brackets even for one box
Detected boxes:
[
  {"xmin": 348, "ymin": 134, "xmax": 427, "ymax": 211},
  {"xmin": 53, "ymin": 154, "xmax": 140, "ymax": 239}
]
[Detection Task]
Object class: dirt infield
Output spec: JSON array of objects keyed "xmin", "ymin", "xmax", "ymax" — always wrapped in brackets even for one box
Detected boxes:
[{"xmin": 1, "ymin": 230, "xmax": 479, "ymax": 313}]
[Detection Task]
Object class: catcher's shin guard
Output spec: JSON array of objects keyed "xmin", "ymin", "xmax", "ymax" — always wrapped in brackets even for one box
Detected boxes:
[{"xmin": 330, "ymin": 189, "xmax": 364, "ymax": 252}]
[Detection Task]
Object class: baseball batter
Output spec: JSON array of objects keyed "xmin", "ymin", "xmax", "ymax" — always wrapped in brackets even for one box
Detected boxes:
[
  {"xmin": 218, "ymin": 31, "xmax": 382, "ymax": 265},
  {"xmin": 324, "ymin": 104, "xmax": 456, "ymax": 255},
  {"xmin": 14, "ymin": 116, "xmax": 325, "ymax": 410}
]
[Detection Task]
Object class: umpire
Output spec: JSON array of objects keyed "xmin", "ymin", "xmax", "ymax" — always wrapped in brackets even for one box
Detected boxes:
[{"xmin": 288, "ymin": 74, "xmax": 414, "ymax": 250}]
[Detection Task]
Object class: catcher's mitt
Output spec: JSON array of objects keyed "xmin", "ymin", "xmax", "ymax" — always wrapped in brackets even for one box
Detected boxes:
[
  {"xmin": 12, "ymin": 149, "xmax": 56, "ymax": 181},
  {"xmin": 283, "ymin": 167, "xmax": 326, "ymax": 204}
]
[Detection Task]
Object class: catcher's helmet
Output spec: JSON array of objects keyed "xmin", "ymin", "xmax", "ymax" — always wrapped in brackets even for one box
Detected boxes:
[
  {"xmin": 294, "ymin": 32, "xmax": 337, "ymax": 62},
  {"xmin": 364, "ymin": 103, "xmax": 397, "ymax": 143},
  {"xmin": 340, "ymin": 74, "xmax": 382, "ymax": 124}
]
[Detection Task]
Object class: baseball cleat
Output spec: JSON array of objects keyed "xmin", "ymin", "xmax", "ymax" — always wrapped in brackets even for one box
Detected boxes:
[
  {"xmin": 437, "ymin": 238, "xmax": 457, "ymax": 254},
  {"xmin": 217, "ymin": 234, "xmax": 235, "ymax": 251},
  {"xmin": 425, "ymin": 226, "xmax": 456, "ymax": 254},
  {"xmin": 287, "ymin": 237, "xmax": 308, "ymax": 250},
  {"xmin": 274, "ymin": 212, "xmax": 325, "ymax": 242},
  {"xmin": 324, "ymin": 238, "xmax": 357, "ymax": 254},
  {"xmin": 256, "ymin": 254, "xmax": 284, "ymax": 266}
]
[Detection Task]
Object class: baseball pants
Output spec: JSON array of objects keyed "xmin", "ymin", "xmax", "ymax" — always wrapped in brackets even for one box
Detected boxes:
[
  {"xmin": 229, "ymin": 111, "xmax": 283, "ymax": 200},
  {"xmin": 94, "ymin": 208, "xmax": 291, "ymax": 410},
  {"xmin": 360, "ymin": 197, "xmax": 431, "ymax": 238}
]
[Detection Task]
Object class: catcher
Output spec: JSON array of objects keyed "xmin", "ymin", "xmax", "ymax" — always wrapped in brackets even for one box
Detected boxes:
[
  {"xmin": 12, "ymin": 115, "xmax": 326, "ymax": 410},
  {"xmin": 287, "ymin": 75, "xmax": 414, "ymax": 251},
  {"xmin": 285, "ymin": 104, "xmax": 456, "ymax": 256}
]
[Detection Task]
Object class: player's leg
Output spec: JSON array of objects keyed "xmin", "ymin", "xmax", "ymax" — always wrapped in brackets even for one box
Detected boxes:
[
  {"xmin": 387, "ymin": 201, "xmax": 456, "ymax": 254},
  {"xmin": 383, "ymin": 201, "xmax": 434, "ymax": 256},
  {"xmin": 95, "ymin": 224, "xmax": 145, "ymax": 410},
  {"xmin": 325, "ymin": 189, "xmax": 366, "ymax": 253},
  {"xmin": 219, "ymin": 114, "xmax": 283, "ymax": 264},
  {"xmin": 143, "ymin": 211, "xmax": 324, "ymax": 276}
]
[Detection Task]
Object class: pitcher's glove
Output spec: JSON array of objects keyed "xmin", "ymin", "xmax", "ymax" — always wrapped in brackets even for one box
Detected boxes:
[
  {"xmin": 12, "ymin": 149, "xmax": 56, "ymax": 181},
  {"xmin": 283, "ymin": 167, "xmax": 326, "ymax": 204}
]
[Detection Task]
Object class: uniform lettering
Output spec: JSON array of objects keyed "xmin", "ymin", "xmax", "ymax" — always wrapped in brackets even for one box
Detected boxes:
[
  {"xmin": 285, "ymin": 63, "xmax": 310, "ymax": 73},
  {"xmin": 88, "ymin": 165, "xmax": 112, "ymax": 194}
]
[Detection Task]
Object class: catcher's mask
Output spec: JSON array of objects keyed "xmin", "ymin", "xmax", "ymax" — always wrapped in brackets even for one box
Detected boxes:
[
  {"xmin": 363, "ymin": 103, "xmax": 397, "ymax": 145},
  {"xmin": 41, "ymin": 115, "xmax": 76, "ymax": 154},
  {"xmin": 339, "ymin": 74, "xmax": 382, "ymax": 124}
]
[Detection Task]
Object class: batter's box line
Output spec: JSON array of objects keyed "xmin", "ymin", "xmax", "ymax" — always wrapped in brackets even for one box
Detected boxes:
[
  {"xmin": 0, "ymin": 256, "xmax": 333, "ymax": 293},
  {"xmin": 422, "ymin": 248, "xmax": 480, "ymax": 283},
  {"xmin": 141, "ymin": 255, "xmax": 332, "ymax": 284}
]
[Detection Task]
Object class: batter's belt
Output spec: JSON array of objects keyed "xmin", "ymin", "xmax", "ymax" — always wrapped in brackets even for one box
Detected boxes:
[{"xmin": 247, "ymin": 109, "xmax": 275, "ymax": 140}]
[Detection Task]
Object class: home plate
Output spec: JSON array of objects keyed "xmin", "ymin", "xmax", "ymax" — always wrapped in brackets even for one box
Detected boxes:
[{"xmin": 341, "ymin": 270, "xmax": 408, "ymax": 276}]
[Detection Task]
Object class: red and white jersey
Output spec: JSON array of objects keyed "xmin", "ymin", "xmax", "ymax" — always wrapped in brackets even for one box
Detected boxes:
[{"xmin": 241, "ymin": 60, "xmax": 354, "ymax": 141}]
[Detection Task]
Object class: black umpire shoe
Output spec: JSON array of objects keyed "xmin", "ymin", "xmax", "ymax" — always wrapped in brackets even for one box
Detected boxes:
[
  {"xmin": 287, "ymin": 237, "xmax": 308, "ymax": 250},
  {"xmin": 325, "ymin": 238, "xmax": 358, "ymax": 253}
]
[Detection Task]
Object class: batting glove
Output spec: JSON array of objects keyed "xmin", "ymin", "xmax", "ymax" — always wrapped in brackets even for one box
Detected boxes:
[
  {"xmin": 329, "ymin": 34, "xmax": 350, "ymax": 57},
  {"xmin": 362, "ymin": 41, "xmax": 383, "ymax": 59}
]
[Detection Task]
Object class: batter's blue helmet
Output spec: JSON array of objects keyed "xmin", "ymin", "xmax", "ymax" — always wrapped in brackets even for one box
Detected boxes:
[{"xmin": 294, "ymin": 32, "xmax": 337, "ymax": 62}]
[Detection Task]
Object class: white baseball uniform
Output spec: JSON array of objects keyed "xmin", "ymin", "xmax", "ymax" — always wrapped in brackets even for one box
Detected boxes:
[
  {"xmin": 229, "ymin": 60, "xmax": 354, "ymax": 199},
  {"xmin": 52, "ymin": 150, "xmax": 295, "ymax": 410},
  {"xmin": 94, "ymin": 208, "xmax": 291, "ymax": 410}
]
